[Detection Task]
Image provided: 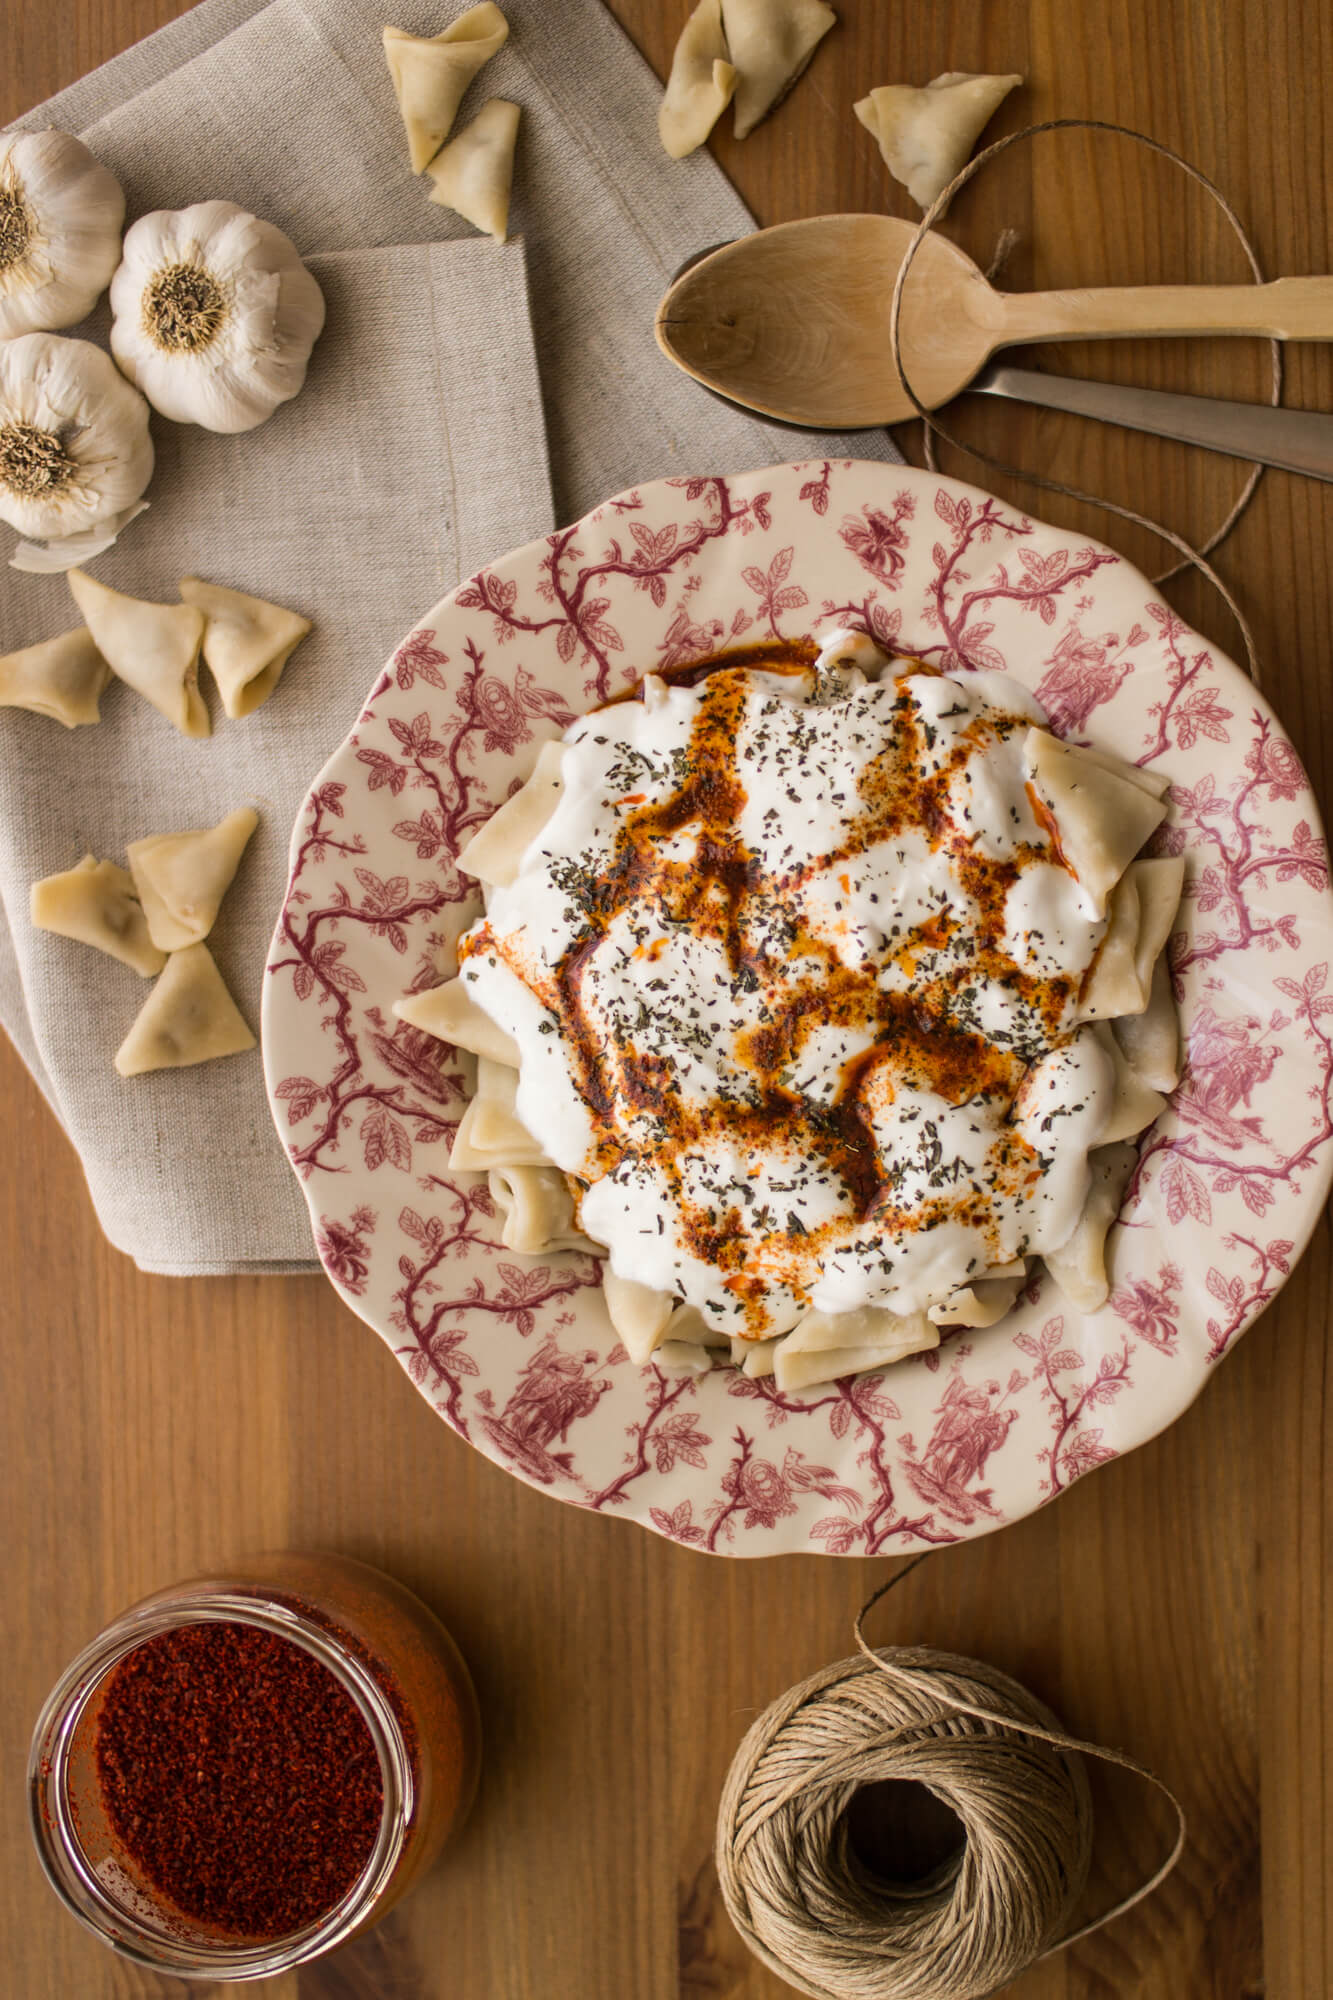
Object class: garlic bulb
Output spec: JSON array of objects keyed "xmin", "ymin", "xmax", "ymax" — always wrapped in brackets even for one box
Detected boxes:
[
  {"xmin": 0, "ymin": 129, "xmax": 125, "ymax": 338},
  {"xmin": 110, "ymin": 202, "xmax": 326, "ymax": 433},
  {"xmin": 0, "ymin": 333, "xmax": 154, "ymax": 573}
]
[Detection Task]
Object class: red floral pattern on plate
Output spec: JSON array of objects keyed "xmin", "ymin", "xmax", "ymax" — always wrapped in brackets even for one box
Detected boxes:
[{"xmin": 261, "ymin": 463, "xmax": 1333, "ymax": 1555}]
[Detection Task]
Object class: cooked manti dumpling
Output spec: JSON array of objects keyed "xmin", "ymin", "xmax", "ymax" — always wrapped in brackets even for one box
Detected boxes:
[
  {"xmin": 126, "ymin": 808, "xmax": 259, "ymax": 953},
  {"xmin": 1113, "ymin": 954, "xmax": 1181, "ymax": 1094},
  {"xmin": 1089, "ymin": 1021, "xmax": 1167, "ymax": 1145},
  {"xmin": 775, "ymin": 1325, "xmax": 939, "ymax": 1395},
  {"xmin": 67, "ymin": 568, "xmax": 208, "ymax": 738},
  {"xmin": 178, "ymin": 577, "xmax": 311, "ymax": 719},
  {"xmin": 854, "ymin": 71, "xmax": 1022, "ymax": 215},
  {"xmin": 457, "ymin": 739, "xmax": 564, "ymax": 887},
  {"xmin": 722, "ymin": 0, "xmax": 836, "ymax": 140},
  {"xmin": 114, "ymin": 942, "xmax": 255, "ymax": 1077},
  {"xmin": 0, "ymin": 627, "xmax": 110, "ymax": 728},
  {"xmin": 602, "ymin": 1267, "xmax": 674, "ymax": 1364},
  {"xmin": 779, "ymin": 1305, "xmax": 939, "ymax": 1358},
  {"xmin": 395, "ymin": 976, "xmax": 520, "ymax": 1065},
  {"xmin": 383, "ymin": 4, "xmax": 509, "ymax": 173},
  {"xmin": 449, "ymin": 1055, "xmax": 548, "ymax": 1167},
  {"xmin": 1078, "ymin": 857, "xmax": 1185, "ymax": 1021},
  {"xmin": 426, "ymin": 99, "xmax": 520, "ymax": 242},
  {"xmin": 658, "ymin": 0, "xmax": 737, "ymax": 158},
  {"xmin": 486, "ymin": 1163, "xmax": 598, "ymax": 1255},
  {"xmin": 31, "ymin": 855, "xmax": 165, "ymax": 976},
  {"xmin": 1023, "ymin": 729, "xmax": 1167, "ymax": 916},
  {"xmin": 1043, "ymin": 1142, "xmax": 1139, "ymax": 1312},
  {"xmin": 928, "ymin": 1262, "xmax": 1028, "ymax": 1328}
]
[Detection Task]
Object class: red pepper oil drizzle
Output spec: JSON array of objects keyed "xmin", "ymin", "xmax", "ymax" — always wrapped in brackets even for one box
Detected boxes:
[{"xmin": 461, "ymin": 647, "xmax": 1086, "ymax": 1335}]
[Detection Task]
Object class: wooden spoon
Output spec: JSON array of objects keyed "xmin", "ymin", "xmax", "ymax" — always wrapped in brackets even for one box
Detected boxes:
[{"xmin": 655, "ymin": 214, "xmax": 1333, "ymax": 430}]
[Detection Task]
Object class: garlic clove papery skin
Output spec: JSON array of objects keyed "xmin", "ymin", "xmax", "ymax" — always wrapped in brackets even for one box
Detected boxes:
[
  {"xmin": 110, "ymin": 201, "xmax": 326, "ymax": 433},
  {"xmin": 0, "ymin": 333, "xmax": 154, "ymax": 564},
  {"xmin": 0, "ymin": 129, "xmax": 125, "ymax": 338}
]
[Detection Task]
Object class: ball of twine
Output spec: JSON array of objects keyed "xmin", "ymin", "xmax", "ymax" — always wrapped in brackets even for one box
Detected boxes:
[{"xmin": 716, "ymin": 1564, "xmax": 1184, "ymax": 2000}]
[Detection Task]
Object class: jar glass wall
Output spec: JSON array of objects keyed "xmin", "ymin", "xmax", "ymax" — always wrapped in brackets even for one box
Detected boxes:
[{"xmin": 29, "ymin": 1553, "xmax": 480, "ymax": 1981}]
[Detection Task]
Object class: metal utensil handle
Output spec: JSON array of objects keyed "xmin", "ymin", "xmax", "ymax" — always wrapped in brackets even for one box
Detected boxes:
[{"xmin": 972, "ymin": 364, "xmax": 1333, "ymax": 482}]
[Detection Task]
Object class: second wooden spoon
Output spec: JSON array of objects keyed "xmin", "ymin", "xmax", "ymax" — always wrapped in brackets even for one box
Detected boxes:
[{"xmin": 654, "ymin": 214, "xmax": 1333, "ymax": 429}]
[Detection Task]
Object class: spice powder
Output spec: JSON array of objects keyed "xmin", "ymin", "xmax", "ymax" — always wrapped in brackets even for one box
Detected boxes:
[{"xmin": 94, "ymin": 1621, "xmax": 383, "ymax": 1938}]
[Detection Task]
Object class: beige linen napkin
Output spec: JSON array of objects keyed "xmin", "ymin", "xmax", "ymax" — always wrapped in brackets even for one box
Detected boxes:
[
  {"xmin": 0, "ymin": 241, "xmax": 552, "ymax": 1273},
  {"xmin": 3, "ymin": 0, "xmax": 902, "ymax": 1273}
]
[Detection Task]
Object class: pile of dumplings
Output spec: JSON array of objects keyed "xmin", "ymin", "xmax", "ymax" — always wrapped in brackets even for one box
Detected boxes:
[
  {"xmin": 31, "ymin": 808, "xmax": 259, "ymax": 1078},
  {"xmin": 383, "ymin": 4, "xmax": 521, "ymax": 242},
  {"xmin": 658, "ymin": 0, "xmax": 837, "ymax": 157},
  {"xmin": 656, "ymin": 0, "xmax": 1022, "ymax": 221},
  {"xmin": 0, "ymin": 572, "xmax": 311, "ymax": 735}
]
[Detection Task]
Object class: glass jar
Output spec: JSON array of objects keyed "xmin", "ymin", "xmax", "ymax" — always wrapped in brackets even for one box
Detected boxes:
[{"xmin": 29, "ymin": 1552, "xmax": 481, "ymax": 1981}]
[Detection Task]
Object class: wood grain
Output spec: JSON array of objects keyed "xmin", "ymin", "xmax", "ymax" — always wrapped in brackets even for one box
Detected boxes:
[{"xmin": 2, "ymin": 3, "xmax": 1329, "ymax": 1997}]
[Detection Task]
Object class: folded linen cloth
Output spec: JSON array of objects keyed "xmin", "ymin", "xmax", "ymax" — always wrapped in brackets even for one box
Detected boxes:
[
  {"xmin": 3, "ymin": 0, "xmax": 902, "ymax": 1274},
  {"xmin": 0, "ymin": 241, "xmax": 552, "ymax": 1272}
]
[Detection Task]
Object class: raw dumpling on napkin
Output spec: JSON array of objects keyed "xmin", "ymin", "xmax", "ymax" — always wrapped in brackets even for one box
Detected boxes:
[
  {"xmin": 115, "ymin": 942, "xmax": 255, "ymax": 1076},
  {"xmin": 0, "ymin": 627, "xmax": 109, "ymax": 727},
  {"xmin": 31, "ymin": 855, "xmax": 165, "ymax": 976},
  {"xmin": 854, "ymin": 71, "xmax": 1022, "ymax": 214},
  {"xmin": 426, "ymin": 99, "xmax": 520, "ymax": 239},
  {"xmin": 127, "ymin": 807, "xmax": 259, "ymax": 953},
  {"xmin": 722, "ymin": 0, "xmax": 836, "ymax": 140},
  {"xmin": 383, "ymin": 3, "xmax": 510, "ymax": 173},
  {"xmin": 67, "ymin": 568, "xmax": 208, "ymax": 737},
  {"xmin": 179, "ymin": 575, "xmax": 311, "ymax": 718},
  {"xmin": 659, "ymin": 0, "xmax": 737, "ymax": 158}
]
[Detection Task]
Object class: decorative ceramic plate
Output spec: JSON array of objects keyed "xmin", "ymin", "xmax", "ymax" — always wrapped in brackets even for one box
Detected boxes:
[{"xmin": 262, "ymin": 462, "xmax": 1333, "ymax": 1555}]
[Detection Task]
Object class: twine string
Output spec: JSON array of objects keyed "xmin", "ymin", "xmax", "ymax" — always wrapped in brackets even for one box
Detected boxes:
[
  {"xmin": 853, "ymin": 1556, "xmax": 1187, "ymax": 1957},
  {"xmin": 886, "ymin": 117, "xmax": 1281, "ymax": 684},
  {"xmin": 715, "ymin": 1555, "xmax": 1187, "ymax": 2000}
]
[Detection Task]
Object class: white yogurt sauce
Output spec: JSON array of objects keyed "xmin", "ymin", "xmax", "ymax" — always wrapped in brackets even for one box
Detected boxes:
[{"xmin": 458, "ymin": 629, "xmax": 1120, "ymax": 1339}]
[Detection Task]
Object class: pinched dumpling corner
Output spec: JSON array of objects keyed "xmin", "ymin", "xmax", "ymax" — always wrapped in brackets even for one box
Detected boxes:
[
  {"xmin": 723, "ymin": 0, "xmax": 837, "ymax": 140},
  {"xmin": 115, "ymin": 941, "xmax": 255, "ymax": 1077},
  {"xmin": 178, "ymin": 577, "xmax": 312, "ymax": 720},
  {"xmin": 383, "ymin": 4, "xmax": 509, "ymax": 174},
  {"xmin": 426, "ymin": 99, "xmax": 521, "ymax": 241},
  {"xmin": 0, "ymin": 626, "xmax": 110, "ymax": 728},
  {"xmin": 658, "ymin": 0, "xmax": 737, "ymax": 158},
  {"xmin": 398, "ymin": 627, "xmax": 1185, "ymax": 1393},
  {"xmin": 67, "ymin": 567, "xmax": 208, "ymax": 738},
  {"xmin": 854, "ymin": 71, "xmax": 1022, "ymax": 215},
  {"xmin": 126, "ymin": 807, "xmax": 259, "ymax": 954},
  {"xmin": 31, "ymin": 854, "xmax": 166, "ymax": 977}
]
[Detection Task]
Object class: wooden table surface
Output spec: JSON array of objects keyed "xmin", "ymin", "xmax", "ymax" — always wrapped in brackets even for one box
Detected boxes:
[{"xmin": 3, "ymin": 3, "xmax": 1330, "ymax": 1996}]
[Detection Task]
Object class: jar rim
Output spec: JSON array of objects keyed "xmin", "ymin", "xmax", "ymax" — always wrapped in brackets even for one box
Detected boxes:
[{"xmin": 29, "ymin": 1590, "xmax": 414, "ymax": 1980}]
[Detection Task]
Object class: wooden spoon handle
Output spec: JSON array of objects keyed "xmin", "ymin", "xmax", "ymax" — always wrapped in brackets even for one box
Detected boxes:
[{"xmin": 993, "ymin": 275, "xmax": 1333, "ymax": 346}]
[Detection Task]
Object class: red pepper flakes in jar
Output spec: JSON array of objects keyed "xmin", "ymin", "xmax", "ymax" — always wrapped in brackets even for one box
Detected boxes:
[
  {"xmin": 95, "ymin": 1621, "xmax": 384, "ymax": 1939},
  {"xmin": 29, "ymin": 1553, "xmax": 481, "ymax": 1978}
]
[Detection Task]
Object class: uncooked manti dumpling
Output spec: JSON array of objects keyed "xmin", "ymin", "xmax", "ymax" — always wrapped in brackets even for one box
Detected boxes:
[
  {"xmin": 383, "ymin": 4, "xmax": 509, "ymax": 173},
  {"xmin": 854, "ymin": 71, "xmax": 1022, "ymax": 214},
  {"xmin": 658, "ymin": 0, "xmax": 737, "ymax": 158},
  {"xmin": 723, "ymin": 0, "xmax": 836, "ymax": 139},
  {"xmin": 126, "ymin": 807, "xmax": 260, "ymax": 953},
  {"xmin": 67, "ymin": 568, "xmax": 208, "ymax": 738},
  {"xmin": 0, "ymin": 627, "xmax": 109, "ymax": 727},
  {"xmin": 178, "ymin": 576, "xmax": 311, "ymax": 719},
  {"xmin": 115, "ymin": 942, "xmax": 255, "ymax": 1076},
  {"xmin": 426, "ymin": 99, "xmax": 521, "ymax": 240},
  {"xmin": 31, "ymin": 855, "xmax": 165, "ymax": 976}
]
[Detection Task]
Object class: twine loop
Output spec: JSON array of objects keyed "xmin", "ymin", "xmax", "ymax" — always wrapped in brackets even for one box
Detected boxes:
[
  {"xmin": 715, "ymin": 1559, "xmax": 1185, "ymax": 2000},
  {"xmin": 887, "ymin": 117, "xmax": 1281, "ymax": 684}
]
